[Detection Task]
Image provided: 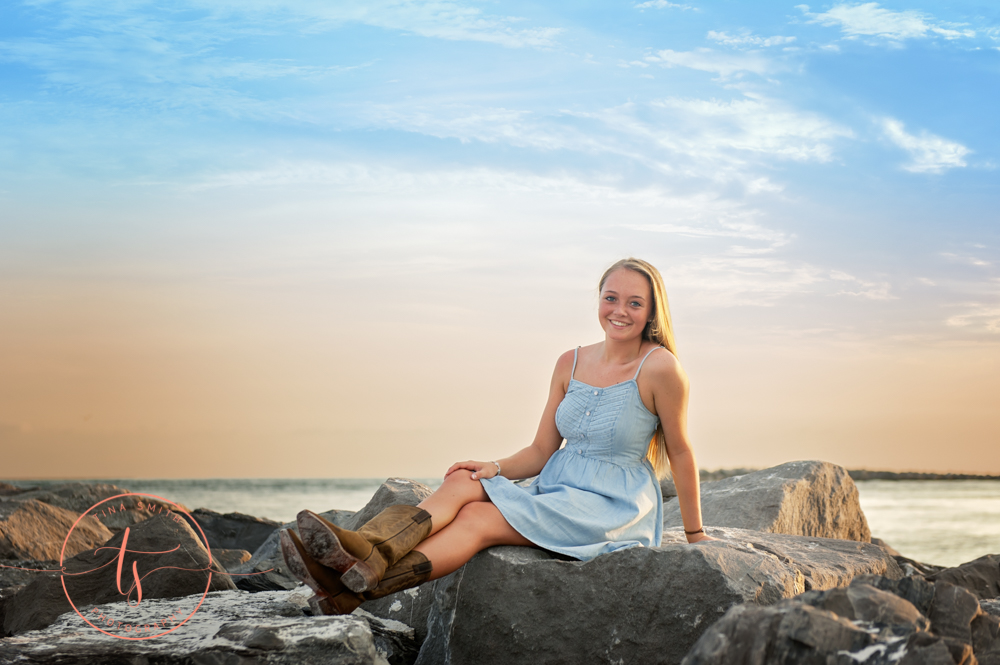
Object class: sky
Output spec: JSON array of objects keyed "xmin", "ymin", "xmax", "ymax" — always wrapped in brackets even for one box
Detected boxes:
[{"xmin": 1, "ymin": 0, "xmax": 998, "ymax": 479}]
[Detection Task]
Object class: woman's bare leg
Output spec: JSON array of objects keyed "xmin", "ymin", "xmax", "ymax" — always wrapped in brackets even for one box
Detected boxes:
[
  {"xmin": 414, "ymin": 500, "xmax": 535, "ymax": 580},
  {"xmin": 416, "ymin": 470, "xmax": 489, "ymax": 537}
]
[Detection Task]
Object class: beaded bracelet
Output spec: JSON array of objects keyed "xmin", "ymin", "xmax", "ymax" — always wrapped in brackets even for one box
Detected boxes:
[{"xmin": 684, "ymin": 527, "xmax": 705, "ymax": 535}]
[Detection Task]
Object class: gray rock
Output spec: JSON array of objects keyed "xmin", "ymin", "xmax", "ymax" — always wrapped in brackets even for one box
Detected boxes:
[
  {"xmin": 850, "ymin": 573, "xmax": 938, "ymax": 617},
  {"xmin": 188, "ymin": 508, "xmax": 282, "ymax": 554},
  {"xmin": 0, "ymin": 499, "xmax": 113, "ymax": 560},
  {"xmin": 660, "ymin": 475, "xmax": 677, "ymax": 498},
  {"xmin": 361, "ymin": 581, "xmax": 436, "ymax": 646},
  {"xmin": 972, "ymin": 611, "xmax": 1000, "ymax": 665},
  {"xmin": 214, "ymin": 548, "xmax": 252, "ymax": 573},
  {"xmin": 346, "ymin": 479, "xmax": 434, "ymax": 530},
  {"xmin": 681, "ymin": 601, "xmax": 880, "ymax": 665},
  {"xmin": 0, "ymin": 588, "xmax": 405, "ymax": 665},
  {"xmin": 928, "ymin": 554, "xmax": 1000, "ymax": 600},
  {"xmin": 681, "ymin": 586, "xmax": 964, "ymax": 665},
  {"xmin": 929, "ymin": 582, "xmax": 982, "ymax": 644},
  {"xmin": 2, "ymin": 513, "xmax": 237, "ymax": 636},
  {"xmin": 683, "ymin": 570, "xmax": 1000, "ymax": 665},
  {"xmin": 664, "ymin": 460, "xmax": 871, "ymax": 541},
  {"xmin": 412, "ymin": 526, "xmax": 901, "ymax": 665},
  {"xmin": 0, "ymin": 559, "xmax": 61, "ymax": 592},
  {"xmin": 797, "ymin": 582, "xmax": 929, "ymax": 631}
]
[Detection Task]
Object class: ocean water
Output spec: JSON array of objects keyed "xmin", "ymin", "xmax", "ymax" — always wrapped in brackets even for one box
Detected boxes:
[
  {"xmin": 5, "ymin": 477, "xmax": 998, "ymax": 569},
  {"xmin": 855, "ymin": 480, "xmax": 1000, "ymax": 568}
]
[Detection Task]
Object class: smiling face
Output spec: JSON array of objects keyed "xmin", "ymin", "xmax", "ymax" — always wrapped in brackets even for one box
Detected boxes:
[{"xmin": 598, "ymin": 267, "xmax": 653, "ymax": 342}]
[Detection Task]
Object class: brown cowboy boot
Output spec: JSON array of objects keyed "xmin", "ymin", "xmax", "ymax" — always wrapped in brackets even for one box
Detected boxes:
[
  {"xmin": 280, "ymin": 528, "xmax": 434, "ymax": 616},
  {"xmin": 364, "ymin": 550, "xmax": 434, "ymax": 601},
  {"xmin": 297, "ymin": 505, "xmax": 432, "ymax": 593},
  {"xmin": 278, "ymin": 528, "xmax": 364, "ymax": 615},
  {"xmin": 314, "ymin": 552, "xmax": 434, "ymax": 616}
]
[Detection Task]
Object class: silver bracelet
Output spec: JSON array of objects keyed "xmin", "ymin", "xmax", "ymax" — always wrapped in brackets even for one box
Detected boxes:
[{"xmin": 491, "ymin": 460, "xmax": 502, "ymax": 477}]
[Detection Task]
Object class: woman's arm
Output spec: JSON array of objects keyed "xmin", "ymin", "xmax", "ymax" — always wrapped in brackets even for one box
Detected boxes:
[
  {"xmin": 649, "ymin": 353, "xmax": 715, "ymax": 544},
  {"xmin": 446, "ymin": 350, "xmax": 573, "ymax": 481}
]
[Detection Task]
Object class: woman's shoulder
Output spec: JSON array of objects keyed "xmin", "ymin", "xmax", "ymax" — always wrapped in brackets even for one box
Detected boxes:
[{"xmin": 642, "ymin": 345, "xmax": 688, "ymax": 389}]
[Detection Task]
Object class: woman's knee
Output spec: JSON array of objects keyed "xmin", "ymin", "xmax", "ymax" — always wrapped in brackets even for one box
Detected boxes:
[
  {"xmin": 453, "ymin": 501, "xmax": 507, "ymax": 543},
  {"xmin": 439, "ymin": 470, "xmax": 488, "ymax": 501}
]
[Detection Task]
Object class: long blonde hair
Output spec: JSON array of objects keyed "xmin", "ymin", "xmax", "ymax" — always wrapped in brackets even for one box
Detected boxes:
[{"xmin": 598, "ymin": 258, "xmax": 678, "ymax": 479}]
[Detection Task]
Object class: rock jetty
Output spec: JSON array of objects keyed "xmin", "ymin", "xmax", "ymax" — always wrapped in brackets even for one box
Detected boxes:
[{"xmin": 0, "ymin": 461, "xmax": 997, "ymax": 665}]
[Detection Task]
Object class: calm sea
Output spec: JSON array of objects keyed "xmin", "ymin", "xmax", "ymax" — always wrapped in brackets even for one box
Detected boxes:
[{"xmin": 5, "ymin": 477, "xmax": 998, "ymax": 569}]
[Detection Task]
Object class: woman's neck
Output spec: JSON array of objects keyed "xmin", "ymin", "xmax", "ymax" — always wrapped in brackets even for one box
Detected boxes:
[{"xmin": 599, "ymin": 337, "xmax": 645, "ymax": 367}]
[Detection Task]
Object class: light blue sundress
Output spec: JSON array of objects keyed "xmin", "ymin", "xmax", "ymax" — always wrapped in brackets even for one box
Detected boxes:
[{"xmin": 480, "ymin": 346, "xmax": 665, "ymax": 561}]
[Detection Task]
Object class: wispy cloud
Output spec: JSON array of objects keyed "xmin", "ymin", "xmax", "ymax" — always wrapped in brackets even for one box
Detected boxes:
[
  {"xmin": 271, "ymin": 1, "xmax": 564, "ymax": 48},
  {"xmin": 634, "ymin": 0, "xmax": 695, "ymax": 10},
  {"xmin": 707, "ymin": 31, "xmax": 796, "ymax": 48},
  {"xmin": 941, "ymin": 253, "xmax": 991, "ymax": 267},
  {"xmin": 829, "ymin": 270, "xmax": 895, "ymax": 300},
  {"xmin": 798, "ymin": 3, "xmax": 975, "ymax": 42},
  {"xmin": 347, "ymin": 93, "xmax": 851, "ymax": 187},
  {"xmin": 880, "ymin": 118, "xmax": 971, "ymax": 173},
  {"xmin": 643, "ymin": 47, "xmax": 773, "ymax": 78},
  {"xmin": 946, "ymin": 304, "xmax": 1000, "ymax": 333},
  {"xmin": 645, "ymin": 96, "xmax": 853, "ymax": 163}
]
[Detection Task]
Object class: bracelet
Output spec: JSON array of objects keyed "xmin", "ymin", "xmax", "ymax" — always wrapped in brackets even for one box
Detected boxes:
[
  {"xmin": 491, "ymin": 461, "xmax": 502, "ymax": 477},
  {"xmin": 684, "ymin": 527, "xmax": 705, "ymax": 535}
]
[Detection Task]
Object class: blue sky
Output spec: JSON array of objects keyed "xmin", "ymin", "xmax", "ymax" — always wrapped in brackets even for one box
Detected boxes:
[{"xmin": 1, "ymin": 1, "xmax": 998, "ymax": 477}]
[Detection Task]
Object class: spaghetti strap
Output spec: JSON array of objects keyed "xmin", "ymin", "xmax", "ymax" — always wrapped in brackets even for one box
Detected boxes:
[
  {"xmin": 571, "ymin": 346, "xmax": 580, "ymax": 380},
  {"xmin": 633, "ymin": 346, "xmax": 664, "ymax": 380}
]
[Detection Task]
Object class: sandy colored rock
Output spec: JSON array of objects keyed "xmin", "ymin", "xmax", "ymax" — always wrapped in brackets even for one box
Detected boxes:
[
  {"xmin": 0, "ymin": 499, "xmax": 113, "ymax": 561},
  {"xmin": 664, "ymin": 460, "xmax": 871, "ymax": 541}
]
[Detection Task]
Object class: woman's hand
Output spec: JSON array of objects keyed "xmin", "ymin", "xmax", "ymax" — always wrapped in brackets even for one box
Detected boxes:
[{"xmin": 445, "ymin": 460, "xmax": 500, "ymax": 481}]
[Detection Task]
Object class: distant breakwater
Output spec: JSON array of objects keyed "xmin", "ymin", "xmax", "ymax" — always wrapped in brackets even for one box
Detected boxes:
[{"xmin": 699, "ymin": 468, "xmax": 1000, "ymax": 482}]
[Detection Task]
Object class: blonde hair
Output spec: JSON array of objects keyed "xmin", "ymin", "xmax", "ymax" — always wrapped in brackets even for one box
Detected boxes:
[{"xmin": 598, "ymin": 258, "xmax": 678, "ymax": 479}]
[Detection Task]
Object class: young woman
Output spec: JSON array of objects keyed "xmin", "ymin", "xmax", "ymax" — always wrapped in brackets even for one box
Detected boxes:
[{"xmin": 280, "ymin": 257, "xmax": 714, "ymax": 615}]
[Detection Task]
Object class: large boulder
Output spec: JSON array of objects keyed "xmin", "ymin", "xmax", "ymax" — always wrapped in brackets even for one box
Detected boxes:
[
  {"xmin": 663, "ymin": 460, "xmax": 871, "ymax": 541},
  {"xmin": 0, "ymin": 499, "xmax": 113, "ymax": 560},
  {"xmin": 234, "ymin": 478, "xmax": 432, "ymax": 593},
  {"xmin": 683, "ymin": 572, "xmax": 1000, "ymax": 665},
  {"xmin": 2, "ymin": 513, "xmax": 237, "ymax": 636},
  {"xmin": 928, "ymin": 554, "xmax": 1000, "ymax": 600},
  {"xmin": 346, "ymin": 478, "xmax": 434, "ymax": 530},
  {"xmin": 404, "ymin": 526, "xmax": 900, "ymax": 665},
  {"xmin": 186, "ymin": 507, "xmax": 282, "ymax": 553},
  {"xmin": 0, "ymin": 588, "xmax": 416, "ymax": 665}
]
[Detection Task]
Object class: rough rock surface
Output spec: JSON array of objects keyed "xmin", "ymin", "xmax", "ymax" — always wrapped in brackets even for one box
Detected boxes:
[
  {"xmin": 682, "ymin": 573, "xmax": 1000, "ymax": 665},
  {"xmin": 214, "ymin": 548, "xmax": 253, "ymax": 573},
  {"xmin": 345, "ymin": 479, "xmax": 434, "ymax": 530},
  {"xmin": 2, "ymin": 513, "xmax": 237, "ymax": 636},
  {"xmin": 234, "ymin": 479, "xmax": 432, "ymax": 593},
  {"xmin": 0, "ymin": 499, "xmax": 113, "ymax": 560},
  {"xmin": 407, "ymin": 526, "xmax": 900, "ymax": 665},
  {"xmin": 663, "ymin": 460, "xmax": 871, "ymax": 541},
  {"xmin": 188, "ymin": 508, "xmax": 282, "ymax": 554},
  {"xmin": 0, "ymin": 588, "xmax": 417, "ymax": 665},
  {"xmin": 0, "ymin": 560, "xmax": 61, "ymax": 595},
  {"xmin": 0, "ymin": 483, "xmax": 182, "ymax": 531},
  {"xmin": 928, "ymin": 554, "xmax": 1000, "ymax": 600}
]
